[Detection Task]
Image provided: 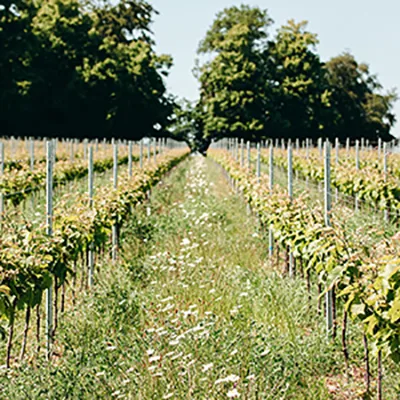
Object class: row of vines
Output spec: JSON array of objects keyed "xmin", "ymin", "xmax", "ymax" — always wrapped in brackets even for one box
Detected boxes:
[
  {"xmin": 0, "ymin": 148, "xmax": 188, "ymax": 367},
  {"xmin": 261, "ymin": 148, "xmax": 400, "ymax": 215},
  {"xmin": 210, "ymin": 149, "xmax": 400, "ymax": 398}
]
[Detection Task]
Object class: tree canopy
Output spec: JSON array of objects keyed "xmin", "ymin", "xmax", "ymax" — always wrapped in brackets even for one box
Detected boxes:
[
  {"xmin": 0, "ymin": 2, "xmax": 397, "ymax": 147},
  {"xmin": 0, "ymin": 0, "xmax": 174, "ymax": 140},
  {"xmin": 186, "ymin": 5, "xmax": 397, "ymax": 152}
]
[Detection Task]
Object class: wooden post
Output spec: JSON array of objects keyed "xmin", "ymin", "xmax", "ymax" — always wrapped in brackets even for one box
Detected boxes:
[{"xmin": 256, "ymin": 142, "xmax": 261, "ymax": 182}]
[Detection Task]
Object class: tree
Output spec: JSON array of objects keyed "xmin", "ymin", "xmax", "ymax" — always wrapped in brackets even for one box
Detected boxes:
[
  {"xmin": 265, "ymin": 20, "xmax": 332, "ymax": 140},
  {"xmin": 0, "ymin": 0, "xmax": 174, "ymax": 141},
  {"xmin": 0, "ymin": 1, "xmax": 37, "ymax": 134},
  {"xmin": 196, "ymin": 5, "xmax": 273, "ymax": 148},
  {"xmin": 325, "ymin": 52, "xmax": 397, "ymax": 142}
]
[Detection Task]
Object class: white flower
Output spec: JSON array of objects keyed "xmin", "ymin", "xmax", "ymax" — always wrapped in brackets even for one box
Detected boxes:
[
  {"xmin": 160, "ymin": 303, "xmax": 174, "ymax": 313},
  {"xmin": 260, "ymin": 348, "xmax": 270, "ymax": 357},
  {"xmin": 149, "ymin": 355, "xmax": 161, "ymax": 363},
  {"xmin": 227, "ymin": 388, "xmax": 240, "ymax": 398},
  {"xmin": 215, "ymin": 374, "xmax": 240, "ymax": 385},
  {"xmin": 181, "ymin": 238, "xmax": 191, "ymax": 246},
  {"xmin": 202, "ymin": 363, "xmax": 213, "ymax": 372},
  {"xmin": 160, "ymin": 296, "xmax": 174, "ymax": 303},
  {"xmin": 163, "ymin": 393, "xmax": 174, "ymax": 399}
]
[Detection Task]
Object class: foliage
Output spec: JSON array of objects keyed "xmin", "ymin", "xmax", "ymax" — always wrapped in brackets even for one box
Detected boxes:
[
  {"xmin": 193, "ymin": 6, "xmax": 397, "ymax": 152},
  {"xmin": 0, "ymin": 0, "xmax": 174, "ymax": 140},
  {"xmin": 0, "ymin": 149, "xmax": 188, "ymax": 365},
  {"xmin": 211, "ymin": 148, "xmax": 400, "ymax": 368},
  {"xmin": 267, "ymin": 148, "xmax": 400, "ymax": 213},
  {"xmin": 265, "ymin": 20, "xmax": 332, "ymax": 139},
  {"xmin": 325, "ymin": 53, "xmax": 397, "ymax": 141},
  {"xmin": 196, "ymin": 5, "xmax": 272, "ymax": 146}
]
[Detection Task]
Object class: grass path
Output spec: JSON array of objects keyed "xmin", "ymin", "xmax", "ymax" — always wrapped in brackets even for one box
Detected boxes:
[{"xmin": 1, "ymin": 155, "xmax": 379, "ymax": 398}]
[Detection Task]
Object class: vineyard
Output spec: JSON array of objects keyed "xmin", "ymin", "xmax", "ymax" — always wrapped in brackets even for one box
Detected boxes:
[{"xmin": 0, "ymin": 136, "xmax": 398, "ymax": 399}]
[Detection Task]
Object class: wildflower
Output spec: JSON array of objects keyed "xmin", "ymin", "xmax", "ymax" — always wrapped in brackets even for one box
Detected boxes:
[
  {"xmin": 149, "ymin": 355, "xmax": 161, "ymax": 363},
  {"xmin": 260, "ymin": 348, "xmax": 270, "ymax": 357},
  {"xmin": 227, "ymin": 388, "xmax": 240, "ymax": 398},
  {"xmin": 171, "ymin": 352, "xmax": 183, "ymax": 361},
  {"xmin": 160, "ymin": 296, "xmax": 174, "ymax": 303},
  {"xmin": 215, "ymin": 374, "xmax": 240, "ymax": 385},
  {"xmin": 160, "ymin": 303, "xmax": 174, "ymax": 313},
  {"xmin": 202, "ymin": 363, "xmax": 213, "ymax": 372}
]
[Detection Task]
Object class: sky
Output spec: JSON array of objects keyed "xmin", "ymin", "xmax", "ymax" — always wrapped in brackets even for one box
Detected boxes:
[{"xmin": 148, "ymin": 0, "xmax": 400, "ymax": 137}]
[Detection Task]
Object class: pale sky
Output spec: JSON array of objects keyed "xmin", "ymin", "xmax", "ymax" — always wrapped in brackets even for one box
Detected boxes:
[{"xmin": 148, "ymin": 0, "xmax": 400, "ymax": 137}]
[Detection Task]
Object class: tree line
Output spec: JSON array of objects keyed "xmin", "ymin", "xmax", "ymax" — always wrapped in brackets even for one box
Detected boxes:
[
  {"xmin": 0, "ymin": 0, "xmax": 173, "ymax": 140},
  {"xmin": 0, "ymin": 2, "xmax": 397, "ymax": 149},
  {"xmin": 174, "ymin": 5, "xmax": 397, "ymax": 152}
]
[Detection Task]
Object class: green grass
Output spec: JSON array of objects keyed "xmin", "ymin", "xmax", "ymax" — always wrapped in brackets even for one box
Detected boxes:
[{"xmin": 1, "ymin": 156, "xmax": 399, "ymax": 399}]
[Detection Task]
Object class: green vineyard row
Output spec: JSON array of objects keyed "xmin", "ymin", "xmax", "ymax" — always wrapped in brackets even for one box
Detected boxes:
[
  {"xmin": 211, "ymin": 149, "xmax": 400, "ymax": 366},
  {"xmin": 0, "ymin": 149, "xmax": 188, "ymax": 364}
]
